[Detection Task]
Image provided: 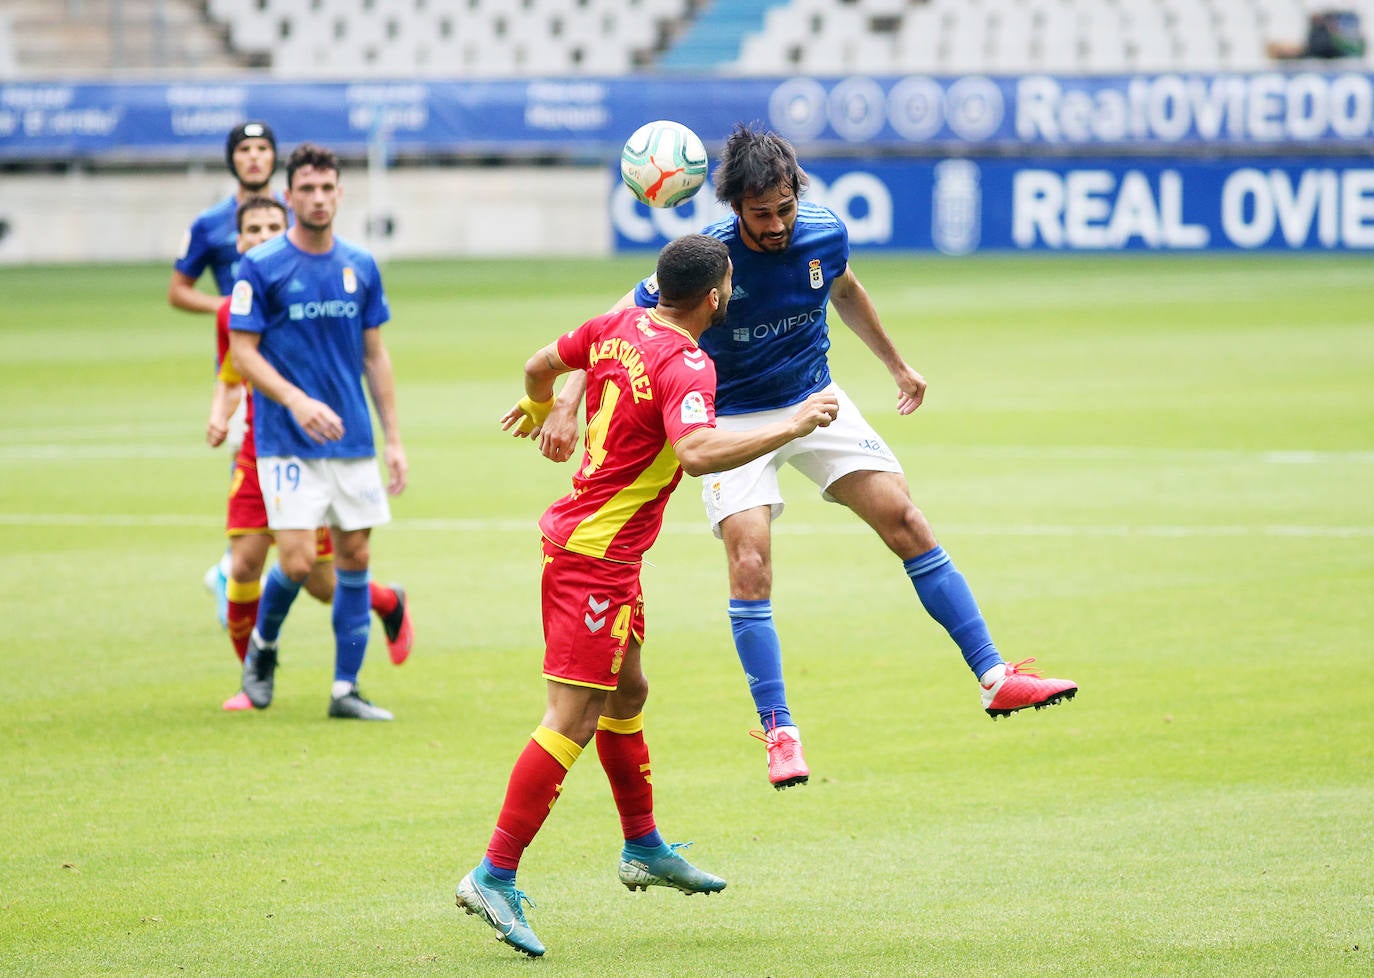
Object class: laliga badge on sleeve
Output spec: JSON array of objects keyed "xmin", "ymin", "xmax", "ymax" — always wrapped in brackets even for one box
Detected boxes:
[
  {"xmin": 680, "ymin": 390, "xmax": 708, "ymax": 425},
  {"xmin": 342, "ymin": 267, "xmax": 358, "ymax": 293},
  {"xmin": 809, "ymin": 259, "xmax": 823, "ymax": 290},
  {"xmin": 229, "ymin": 280, "xmax": 253, "ymax": 316}
]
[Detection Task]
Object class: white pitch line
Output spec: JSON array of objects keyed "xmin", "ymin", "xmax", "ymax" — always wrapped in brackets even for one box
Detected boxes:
[{"xmin": 0, "ymin": 513, "xmax": 1370, "ymax": 539}]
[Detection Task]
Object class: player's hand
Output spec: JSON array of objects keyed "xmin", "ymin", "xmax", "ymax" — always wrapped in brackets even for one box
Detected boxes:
[
  {"xmin": 384, "ymin": 441, "xmax": 408, "ymax": 496},
  {"xmin": 789, "ymin": 391, "xmax": 840, "ymax": 437},
  {"xmin": 499, "ymin": 395, "xmax": 555, "ymax": 440},
  {"xmin": 206, "ymin": 418, "xmax": 229, "ymax": 447},
  {"xmin": 498, "ymin": 402, "xmax": 532, "ymax": 437},
  {"xmin": 290, "ymin": 396, "xmax": 344, "ymax": 443},
  {"xmin": 537, "ymin": 400, "xmax": 579, "ymax": 463},
  {"xmin": 893, "ymin": 363, "xmax": 927, "ymax": 415}
]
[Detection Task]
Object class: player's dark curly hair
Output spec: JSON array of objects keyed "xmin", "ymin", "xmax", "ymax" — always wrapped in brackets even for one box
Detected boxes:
[
  {"xmin": 286, "ymin": 142, "xmax": 340, "ymax": 188},
  {"xmin": 712, "ymin": 122, "xmax": 808, "ymax": 206},
  {"xmin": 656, "ymin": 234, "xmax": 729, "ymax": 305}
]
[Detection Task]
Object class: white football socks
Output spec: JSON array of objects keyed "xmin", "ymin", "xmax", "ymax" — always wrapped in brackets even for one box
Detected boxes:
[{"xmin": 979, "ymin": 663, "xmax": 1007, "ymax": 688}]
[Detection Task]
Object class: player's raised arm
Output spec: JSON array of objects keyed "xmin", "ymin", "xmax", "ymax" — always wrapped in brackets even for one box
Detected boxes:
[
  {"xmin": 673, "ymin": 391, "xmax": 838, "ymax": 477},
  {"xmin": 499, "ymin": 341, "xmax": 570, "ymax": 438},
  {"xmin": 535, "ymin": 287, "xmax": 638, "ymax": 462}
]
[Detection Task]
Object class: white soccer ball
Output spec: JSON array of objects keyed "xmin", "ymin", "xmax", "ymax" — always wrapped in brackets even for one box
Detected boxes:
[{"xmin": 620, "ymin": 120, "xmax": 708, "ymax": 208}]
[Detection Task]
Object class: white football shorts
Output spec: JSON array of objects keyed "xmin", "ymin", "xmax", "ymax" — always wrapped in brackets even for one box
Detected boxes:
[
  {"xmin": 699, "ymin": 383, "xmax": 903, "ymax": 538},
  {"xmin": 257, "ymin": 456, "xmax": 391, "ymax": 532}
]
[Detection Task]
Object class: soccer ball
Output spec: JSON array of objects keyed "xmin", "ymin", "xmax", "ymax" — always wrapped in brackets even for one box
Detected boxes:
[{"xmin": 620, "ymin": 120, "xmax": 708, "ymax": 208}]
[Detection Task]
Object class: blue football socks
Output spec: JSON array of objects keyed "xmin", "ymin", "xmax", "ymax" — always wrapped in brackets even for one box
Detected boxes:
[
  {"xmin": 332, "ymin": 567, "xmax": 371, "ymax": 685},
  {"xmin": 627, "ymin": 829, "xmax": 665, "ymax": 851},
  {"xmin": 903, "ymin": 546, "xmax": 1003, "ymax": 680},
  {"xmin": 256, "ymin": 562, "xmax": 303, "ymax": 645},
  {"xmin": 480, "ymin": 857, "xmax": 516, "ymax": 882},
  {"xmin": 729, "ymin": 598, "xmax": 793, "ymax": 729}
]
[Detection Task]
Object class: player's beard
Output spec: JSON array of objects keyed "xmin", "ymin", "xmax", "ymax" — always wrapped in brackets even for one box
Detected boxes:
[
  {"xmin": 740, "ymin": 217, "xmax": 791, "ymax": 253},
  {"xmin": 241, "ymin": 177, "xmax": 271, "ymax": 194},
  {"xmin": 710, "ymin": 301, "xmax": 729, "ymax": 328}
]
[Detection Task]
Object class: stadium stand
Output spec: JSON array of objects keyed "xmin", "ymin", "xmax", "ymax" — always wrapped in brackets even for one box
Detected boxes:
[
  {"xmin": 732, "ymin": 0, "xmax": 1373, "ymax": 75},
  {"xmin": 1, "ymin": 0, "xmax": 249, "ymax": 76},
  {"xmin": 657, "ymin": 0, "xmax": 788, "ymax": 70},
  {"xmin": 212, "ymin": 0, "xmax": 694, "ymax": 77},
  {"xmin": 3, "ymin": 0, "xmax": 1372, "ymax": 78}
]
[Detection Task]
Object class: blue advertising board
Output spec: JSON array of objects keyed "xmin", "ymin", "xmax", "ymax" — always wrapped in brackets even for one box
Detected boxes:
[
  {"xmin": 5, "ymin": 71, "xmax": 1374, "ymax": 160},
  {"xmin": 611, "ymin": 157, "xmax": 1374, "ymax": 252}
]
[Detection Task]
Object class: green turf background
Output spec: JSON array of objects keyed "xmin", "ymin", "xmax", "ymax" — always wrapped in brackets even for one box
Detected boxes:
[{"xmin": 1, "ymin": 254, "xmax": 1370, "ymax": 976}]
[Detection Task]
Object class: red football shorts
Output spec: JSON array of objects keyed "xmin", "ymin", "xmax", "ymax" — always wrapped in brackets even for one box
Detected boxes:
[
  {"xmin": 540, "ymin": 537, "xmax": 645, "ymax": 691},
  {"xmin": 225, "ymin": 459, "xmax": 333, "ymax": 558}
]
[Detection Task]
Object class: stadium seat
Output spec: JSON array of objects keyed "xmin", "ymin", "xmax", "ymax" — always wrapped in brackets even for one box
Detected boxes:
[{"xmin": 190, "ymin": 0, "xmax": 1374, "ymax": 78}]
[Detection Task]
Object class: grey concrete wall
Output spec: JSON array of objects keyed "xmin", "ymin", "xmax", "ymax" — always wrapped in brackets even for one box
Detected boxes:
[{"xmin": 0, "ymin": 164, "xmax": 610, "ymax": 265}]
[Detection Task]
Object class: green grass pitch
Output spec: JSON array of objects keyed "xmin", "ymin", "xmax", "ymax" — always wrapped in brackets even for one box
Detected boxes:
[{"xmin": 1, "ymin": 252, "xmax": 1370, "ymax": 977}]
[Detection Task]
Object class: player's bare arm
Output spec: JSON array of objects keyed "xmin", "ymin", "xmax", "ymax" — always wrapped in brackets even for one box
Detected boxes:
[
  {"xmin": 229, "ymin": 329, "xmax": 343, "ymax": 443},
  {"xmin": 500, "ymin": 341, "xmax": 568, "ymax": 438},
  {"xmin": 534, "ymin": 369, "xmax": 584, "ymax": 461},
  {"xmin": 363, "ymin": 329, "xmax": 407, "ymax": 496},
  {"xmin": 536, "ymin": 288, "xmax": 636, "ymax": 461},
  {"xmin": 830, "ymin": 265, "xmax": 928, "ymax": 415},
  {"xmin": 206, "ymin": 378, "xmax": 244, "ymax": 447},
  {"xmin": 673, "ymin": 391, "xmax": 839, "ymax": 477},
  {"xmin": 168, "ymin": 270, "xmax": 224, "ymax": 314}
]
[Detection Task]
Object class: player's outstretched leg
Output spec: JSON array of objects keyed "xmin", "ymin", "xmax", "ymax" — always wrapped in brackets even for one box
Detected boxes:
[
  {"xmin": 980, "ymin": 658, "xmax": 1078, "ymax": 718},
  {"xmin": 455, "ymin": 865, "xmax": 545, "ymax": 958},
  {"xmin": 749, "ymin": 725, "xmax": 809, "ymax": 789},
  {"xmin": 618, "ymin": 841, "xmax": 727, "ymax": 894}
]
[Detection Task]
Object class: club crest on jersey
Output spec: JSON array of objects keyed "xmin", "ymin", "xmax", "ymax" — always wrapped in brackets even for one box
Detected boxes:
[
  {"xmin": 682, "ymin": 348, "xmax": 707, "ymax": 371},
  {"xmin": 808, "ymin": 259, "xmax": 823, "ymax": 290},
  {"xmin": 229, "ymin": 280, "xmax": 253, "ymax": 315},
  {"xmin": 634, "ymin": 313, "xmax": 657, "ymax": 336},
  {"xmin": 680, "ymin": 390, "xmax": 708, "ymax": 425},
  {"xmin": 342, "ymin": 267, "xmax": 358, "ymax": 293}
]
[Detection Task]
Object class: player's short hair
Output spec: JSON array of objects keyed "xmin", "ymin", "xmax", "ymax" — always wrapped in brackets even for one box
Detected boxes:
[
  {"xmin": 286, "ymin": 143, "xmax": 341, "ymax": 188},
  {"xmin": 713, "ymin": 122, "xmax": 808, "ymax": 206},
  {"xmin": 225, "ymin": 120, "xmax": 276, "ymax": 177},
  {"xmin": 236, "ymin": 195, "xmax": 287, "ymax": 232},
  {"xmin": 656, "ymin": 234, "xmax": 729, "ymax": 305}
]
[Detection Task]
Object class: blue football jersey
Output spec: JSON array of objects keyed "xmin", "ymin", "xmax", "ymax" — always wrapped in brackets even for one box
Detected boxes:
[
  {"xmin": 229, "ymin": 234, "xmax": 390, "ymax": 460},
  {"xmin": 174, "ymin": 194, "xmax": 240, "ymax": 296},
  {"xmin": 633, "ymin": 200, "xmax": 849, "ymax": 414}
]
